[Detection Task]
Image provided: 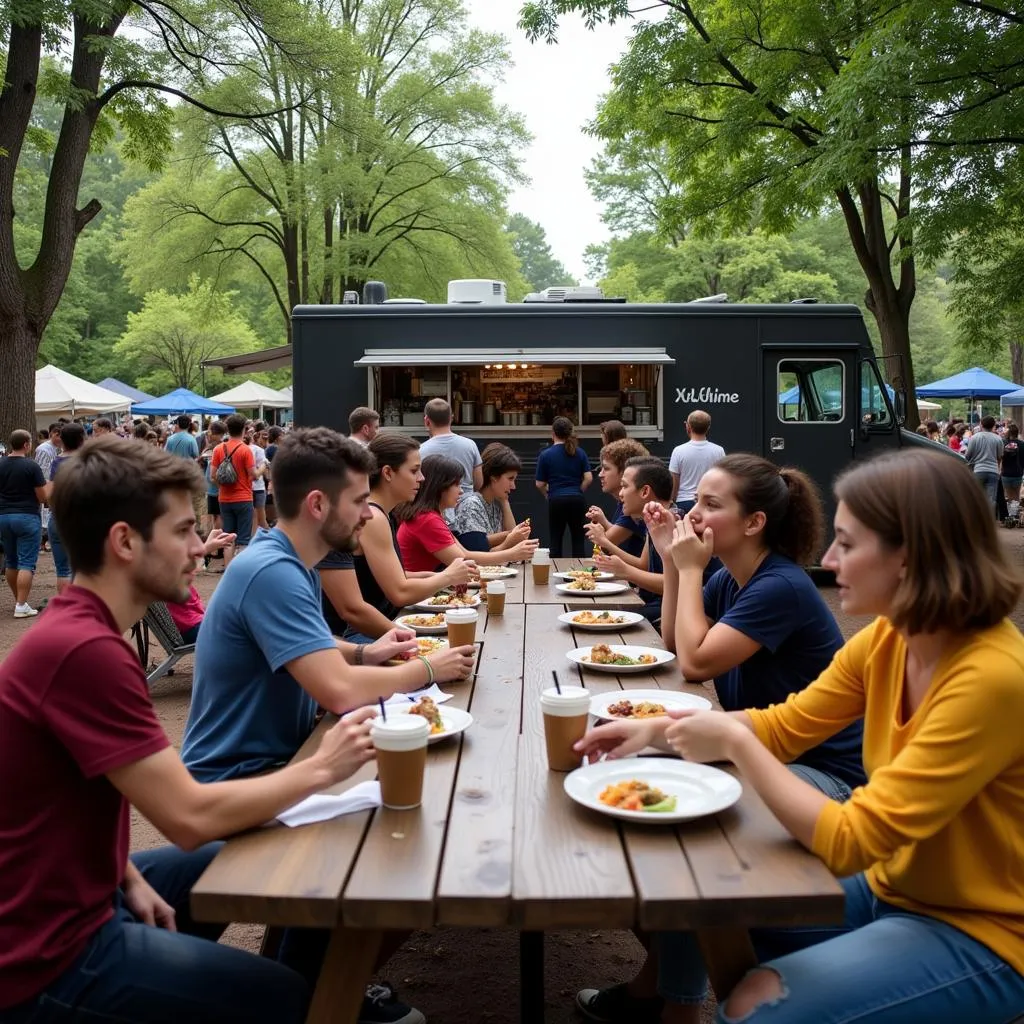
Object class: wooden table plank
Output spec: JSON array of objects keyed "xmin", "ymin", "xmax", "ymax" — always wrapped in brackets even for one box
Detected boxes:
[
  {"xmin": 511, "ymin": 604, "xmax": 636, "ymax": 930},
  {"xmin": 190, "ymin": 725, "xmax": 376, "ymax": 928},
  {"xmin": 340, "ymin": 677, "xmax": 473, "ymax": 931},
  {"xmin": 436, "ymin": 605, "xmax": 525, "ymax": 926}
]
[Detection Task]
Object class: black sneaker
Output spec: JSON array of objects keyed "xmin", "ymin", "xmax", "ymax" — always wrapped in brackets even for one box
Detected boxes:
[
  {"xmin": 576, "ymin": 983, "xmax": 664, "ymax": 1023},
  {"xmin": 359, "ymin": 982, "xmax": 425, "ymax": 1024}
]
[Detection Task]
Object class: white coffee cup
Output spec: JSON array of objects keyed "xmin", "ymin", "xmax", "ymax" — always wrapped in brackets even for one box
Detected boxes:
[
  {"xmin": 540, "ymin": 686, "xmax": 591, "ymax": 772},
  {"xmin": 532, "ymin": 548, "xmax": 552, "ymax": 565},
  {"xmin": 485, "ymin": 581, "xmax": 506, "ymax": 596},
  {"xmin": 539, "ymin": 685, "xmax": 591, "ymax": 717},
  {"xmin": 485, "ymin": 580, "xmax": 506, "ymax": 614}
]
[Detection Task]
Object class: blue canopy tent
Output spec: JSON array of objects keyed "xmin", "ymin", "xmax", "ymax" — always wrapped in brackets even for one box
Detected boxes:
[
  {"xmin": 778, "ymin": 383, "xmax": 894, "ymax": 406},
  {"xmin": 131, "ymin": 388, "xmax": 235, "ymax": 417},
  {"xmin": 1000, "ymin": 386, "xmax": 1024, "ymax": 406},
  {"xmin": 916, "ymin": 367, "xmax": 1018, "ymax": 400},
  {"xmin": 96, "ymin": 377, "xmax": 155, "ymax": 404}
]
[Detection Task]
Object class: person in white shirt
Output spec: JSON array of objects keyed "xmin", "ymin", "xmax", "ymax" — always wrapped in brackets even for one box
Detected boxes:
[
  {"xmin": 668, "ymin": 410, "xmax": 726, "ymax": 512},
  {"xmin": 418, "ymin": 399, "xmax": 482, "ymax": 522}
]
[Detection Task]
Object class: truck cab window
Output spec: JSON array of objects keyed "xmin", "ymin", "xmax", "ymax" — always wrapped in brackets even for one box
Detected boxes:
[
  {"xmin": 860, "ymin": 361, "xmax": 895, "ymax": 428},
  {"xmin": 777, "ymin": 360, "xmax": 845, "ymax": 423}
]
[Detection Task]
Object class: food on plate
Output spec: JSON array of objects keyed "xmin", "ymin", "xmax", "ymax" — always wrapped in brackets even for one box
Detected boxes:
[
  {"xmin": 407, "ymin": 696, "xmax": 445, "ymax": 734},
  {"xmin": 401, "ymin": 614, "xmax": 446, "ymax": 628},
  {"xmin": 572, "ymin": 611, "xmax": 626, "ymax": 625},
  {"xmin": 583, "ymin": 643, "xmax": 657, "ymax": 666},
  {"xmin": 388, "ymin": 637, "xmax": 447, "ymax": 663},
  {"xmin": 564, "ymin": 576, "xmax": 598, "ymax": 592},
  {"xmin": 478, "ymin": 566, "xmax": 512, "ymax": 579},
  {"xmin": 598, "ymin": 779, "xmax": 677, "ymax": 813},
  {"xmin": 605, "ymin": 698, "xmax": 668, "ymax": 719},
  {"xmin": 563, "ymin": 567, "xmax": 600, "ymax": 580},
  {"xmin": 427, "ymin": 592, "xmax": 478, "ymax": 607}
]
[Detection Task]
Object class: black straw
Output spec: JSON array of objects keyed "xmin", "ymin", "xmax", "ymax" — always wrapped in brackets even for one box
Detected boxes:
[
  {"xmin": 378, "ymin": 697, "xmax": 387, "ymax": 722},
  {"xmin": 551, "ymin": 670, "xmax": 562, "ymax": 695}
]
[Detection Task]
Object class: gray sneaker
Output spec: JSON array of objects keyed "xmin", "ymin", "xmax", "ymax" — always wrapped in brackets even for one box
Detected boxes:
[{"xmin": 576, "ymin": 983, "xmax": 664, "ymax": 1023}]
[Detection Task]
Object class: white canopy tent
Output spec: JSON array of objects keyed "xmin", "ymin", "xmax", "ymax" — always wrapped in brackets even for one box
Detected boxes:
[
  {"xmin": 35, "ymin": 365, "xmax": 131, "ymax": 427},
  {"xmin": 916, "ymin": 399, "xmax": 942, "ymax": 411},
  {"xmin": 209, "ymin": 380, "xmax": 292, "ymax": 419}
]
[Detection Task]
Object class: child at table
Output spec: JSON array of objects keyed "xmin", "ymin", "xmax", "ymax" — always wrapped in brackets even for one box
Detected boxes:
[
  {"xmin": 575, "ymin": 454, "xmax": 865, "ymax": 1024},
  {"xmin": 577, "ymin": 449, "xmax": 1024, "ymax": 1024}
]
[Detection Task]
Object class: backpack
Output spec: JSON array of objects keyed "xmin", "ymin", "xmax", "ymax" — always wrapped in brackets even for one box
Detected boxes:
[{"xmin": 215, "ymin": 442, "xmax": 239, "ymax": 486}]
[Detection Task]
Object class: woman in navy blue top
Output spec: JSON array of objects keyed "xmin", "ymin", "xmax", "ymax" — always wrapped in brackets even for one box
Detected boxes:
[
  {"xmin": 575, "ymin": 453, "xmax": 865, "ymax": 1024},
  {"xmin": 534, "ymin": 416, "xmax": 592, "ymax": 556}
]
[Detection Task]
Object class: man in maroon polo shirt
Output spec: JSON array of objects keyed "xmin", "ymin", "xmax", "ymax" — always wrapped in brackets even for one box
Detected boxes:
[{"xmin": 0, "ymin": 437, "xmax": 377, "ymax": 1024}]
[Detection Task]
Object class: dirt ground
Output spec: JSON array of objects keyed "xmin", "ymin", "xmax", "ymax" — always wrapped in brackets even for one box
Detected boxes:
[{"xmin": 6, "ymin": 529, "xmax": 1024, "ymax": 1023}]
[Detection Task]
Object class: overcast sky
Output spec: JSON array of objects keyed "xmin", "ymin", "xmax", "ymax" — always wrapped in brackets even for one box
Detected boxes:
[{"xmin": 462, "ymin": 2, "xmax": 634, "ymax": 283}]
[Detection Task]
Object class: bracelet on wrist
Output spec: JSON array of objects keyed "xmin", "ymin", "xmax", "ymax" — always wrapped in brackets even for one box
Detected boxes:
[
  {"xmin": 354, "ymin": 643, "xmax": 365, "ymax": 666},
  {"xmin": 417, "ymin": 654, "xmax": 434, "ymax": 684}
]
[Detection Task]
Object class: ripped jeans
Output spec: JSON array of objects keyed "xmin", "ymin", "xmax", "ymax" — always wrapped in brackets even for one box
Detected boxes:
[{"xmin": 658, "ymin": 873, "xmax": 1024, "ymax": 1024}]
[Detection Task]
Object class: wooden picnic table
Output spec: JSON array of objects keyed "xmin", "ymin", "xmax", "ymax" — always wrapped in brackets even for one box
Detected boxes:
[{"xmin": 191, "ymin": 558, "xmax": 843, "ymax": 1022}]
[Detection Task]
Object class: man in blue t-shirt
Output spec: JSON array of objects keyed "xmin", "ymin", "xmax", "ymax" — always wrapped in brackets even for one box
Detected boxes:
[{"xmin": 164, "ymin": 414, "xmax": 199, "ymax": 460}]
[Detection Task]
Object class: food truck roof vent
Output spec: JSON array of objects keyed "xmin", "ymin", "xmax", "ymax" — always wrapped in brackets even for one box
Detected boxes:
[
  {"xmin": 523, "ymin": 285, "xmax": 611, "ymax": 303},
  {"xmin": 382, "ymin": 297, "xmax": 428, "ymax": 304},
  {"xmin": 687, "ymin": 293, "xmax": 729, "ymax": 303},
  {"xmin": 447, "ymin": 279, "xmax": 508, "ymax": 304},
  {"xmin": 363, "ymin": 281, "xmax": 388, "ymax": 304}
]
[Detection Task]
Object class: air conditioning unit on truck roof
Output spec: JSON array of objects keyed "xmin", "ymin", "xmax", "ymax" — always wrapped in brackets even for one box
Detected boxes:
[{"xmin": 447, "ymin": 279, "xmax": 507, "ymax": 304}]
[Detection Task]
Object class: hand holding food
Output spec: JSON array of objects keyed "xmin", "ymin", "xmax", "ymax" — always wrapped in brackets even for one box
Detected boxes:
[
  {"xmin": 664, "ymin": 709, "xmax": 747, "ymax": 763},
  {"xmin": 668, "ymin": 514, "xmax": 715, "ymax": 572},
  {"xmin": 584, "ymin": 521, "xmax": 607, "ymax": 547},
  {"xmin": 203, "ymin": 528, "xmax": 236, "ymax": 555},
  {"xmin": 510, "ymin": 519, "xmax": 532, "ymax": 541},
  {"xmin": 573, "ymin": 718, "xmax": 662, "ymax": 761},
  {"xmin": 593, "ymin": 552, "xmax": 627, "ymax": 578},
  {"xmin": 510, "ymin": 538, "xmax": 540, "ymax": 561},
  {"xmin": 642, "ymin": 501, "xmax": 676, "ymax": 556},
  {"xmin": 426, "ymin": 643, "xmax": 476, "ymax": 683},
  {"xmin": 364, "ymin": 627, "xmax": 418, "ymax": 665},
  {"xmin": 585, "ymin": 505, "xmax": 611, "ymax": 530},
  {"xmin": 314, "ymin": 706, "xmax": 377, "ymax": 783},
  {"xmin": 444, "ymin": 557, "xmax": 476, "ymax": 587}
]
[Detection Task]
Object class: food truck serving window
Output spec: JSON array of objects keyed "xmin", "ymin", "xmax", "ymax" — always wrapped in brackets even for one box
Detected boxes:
[
  {"xmin": 777, "ymin": 359, "xmax": 845, "ymax": 424},
  {"xmin": 357, "ymin": 348, "xmax": 673, "ymax": 432}
]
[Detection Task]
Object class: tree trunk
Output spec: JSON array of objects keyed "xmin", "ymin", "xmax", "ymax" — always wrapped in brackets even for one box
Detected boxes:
[
  {"xmin": 1006, "ymin": 341, "xmax": 1024, "ymax": 430},
  {"xmin": 0, "ymin": 319, "xmax": 41, "ymax": 445}
]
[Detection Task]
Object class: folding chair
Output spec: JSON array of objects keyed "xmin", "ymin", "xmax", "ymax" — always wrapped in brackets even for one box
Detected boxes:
[{"xmin": 141, "ymin": 602, "xmax": 196, "ymax": 685}]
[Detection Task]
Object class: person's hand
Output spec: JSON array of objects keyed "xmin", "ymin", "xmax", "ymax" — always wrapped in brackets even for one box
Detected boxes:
[
  {"xmin": 584, "ymin": 521, "xmax": 607, "ymax": 547},
  {"xmin": 573, "ymin": 718, "xmax": 663, "ymax": 761},
  {"xmin": 123, "ymin": 873, "xmax": 177, "ymax": 931},
  {"xmin": 668, "ymin": 514, "xmax": 714, "ymax": 572},
  {"xmin": 586, "ymin": 505, "xmax": 611, "ymax": 530},
  {"xmin": 593, "ymin": 552, "xmax": 628, "ymax": 578},
  {"xmin": 664, "ymin": 709, "xmax": 748, "ymax": 763},
  {"xmin": 203, "ymin": 528, "xmax": 236, "ymax": 555},
  {"xmin": 314, "ymin": 706, "xmax": 377, "ymax": 784},
  {"xmin": 424, "ymin": 644, "xmax": 476, "ymax": 684},
  {"xmin": 444, "ymin": 557, "xmax": 476, "ymax": 587},
  {"xmin": 643, "ymin": 502, "xmax": 675, "ymax": 557},
  {"xmin": 508, "ymin": 519, "xmax": 532, "ymax": 542},
  {"xmin": 364, "ymin": 628, "xmax": 418, "ymax": 665},
  {"xmin": 509, "ymin": 538, "xmax": 539, "ymax": 562}
]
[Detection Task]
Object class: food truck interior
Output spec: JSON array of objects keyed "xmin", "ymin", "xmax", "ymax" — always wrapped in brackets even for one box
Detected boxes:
[{"xmin": 207, "ymin": 280, "xmax": 936, "ymax": 551}]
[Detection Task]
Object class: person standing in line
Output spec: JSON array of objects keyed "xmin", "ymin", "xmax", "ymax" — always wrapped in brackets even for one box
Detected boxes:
[
  {"xmin": 247, "ymin": 425, "xmax": 269, "ymax": 532},
  {"xmin": 1001, "ymin": 423, "xmax": 1022, "ymax": 519},
  {"xmin": 600, "ymin": 420, "xmax": 628, "ymax": 445},
  {"xmin": 417, "ymin": 398, "xmax": 482, "ymax": 502},
  {"xmin": 348, "ymin": 407, "xmax": 380, "ymax": 446},
  {"xmin": 535, "ymin": 416, "xmax": 592, "ymax": 558},
  {"xmin": 46, "ymin": 422, "xmax": 87, "ymax": 595},
  {"xmin": 199, "ymin": 420, "xmax": 227, "ymax": 542},
  {"xmin": 0, "ymin": 431, "xmax": 49, "ymax": 618},
  {"xmin": 210, "ymin": 414, "xmax": 257, "ymax": 565},
  {"xmin": 34, "ymin": 423, "xmax": 62, "ymax": 551},
  {"xmin": 668, "ymin": 410, "xmax": 726, "ymax": 513},
  {"xmin": 965, "ymin": 415, "xmax": 1004, "ymax": 517},
  {"xmin": 164, "ymin": 414, "xmax": 205, "ymax": 533}
]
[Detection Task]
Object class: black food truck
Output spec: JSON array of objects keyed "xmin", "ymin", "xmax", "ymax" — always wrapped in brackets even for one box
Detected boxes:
[{"xmin": 209, "ymin": 280, "xmax": 936, "ymax": 548}]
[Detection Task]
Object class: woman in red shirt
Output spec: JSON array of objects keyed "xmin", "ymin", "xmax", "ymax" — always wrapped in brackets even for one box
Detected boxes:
[{"xmin": 395, "ymin": 455, "xmax": 537, "ymax": 572}]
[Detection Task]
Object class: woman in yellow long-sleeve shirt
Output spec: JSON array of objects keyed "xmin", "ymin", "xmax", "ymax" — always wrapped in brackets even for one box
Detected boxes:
[{"xmin": 577, "ymin": 449, "xmax": 1024, "ymax": 1024}]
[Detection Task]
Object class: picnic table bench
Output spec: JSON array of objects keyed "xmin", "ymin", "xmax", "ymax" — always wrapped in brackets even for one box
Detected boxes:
[{"xmin": 191, "ymin": 558, "xmax": 844, "ymax": 1022}]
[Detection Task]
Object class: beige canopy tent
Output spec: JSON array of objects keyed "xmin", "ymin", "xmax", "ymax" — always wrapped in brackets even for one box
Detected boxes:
[
  {"xmin": 35, "ymin": 364, "xmax": 131, "ymax": 430},
  {"xmin": 916, "ymin": 399, "xmax": 942, "ymax": 411},
  {"xmin": 209, "ymin": 380, "xmax": 293, "ymax": 420}
]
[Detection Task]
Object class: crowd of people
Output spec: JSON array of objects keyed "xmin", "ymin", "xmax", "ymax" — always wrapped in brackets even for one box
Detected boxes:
[{"xmin": 1, "ymin": 395, "xmax": 1023, "ymax": 1024}]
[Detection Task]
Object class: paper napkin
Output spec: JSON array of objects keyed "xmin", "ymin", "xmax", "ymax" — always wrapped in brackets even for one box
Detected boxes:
[
  {"xmin": 276, "ymin": 780, "xmax": 382, "ymax": 827},
  {"xmin": 384, "ymin": 683, "xmax": 454, "ymax": 706}
]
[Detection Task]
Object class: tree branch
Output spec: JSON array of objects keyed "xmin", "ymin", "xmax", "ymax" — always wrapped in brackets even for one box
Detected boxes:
[{"xmin": 95, "ymin": 80, "xmax": 309, "ymax": 120}]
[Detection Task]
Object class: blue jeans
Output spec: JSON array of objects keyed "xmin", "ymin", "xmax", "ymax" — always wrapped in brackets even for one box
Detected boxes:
[
  {"xmin": 219, "ymin": 500, "xmax": 254, "ymax": 547},
  {"xmin": 976, "ymin": 471, "xmax": 1000, "ymax": 516},
  {"xmin": 0, "ymin": 513, "xmax": 42, "ymax": 572},
  {"xmin": 47, "ymin": 516, "xmax": 71, "ymax": 580},
  {"xmin": 0, "ymin": 844, "xmax": 309, "ymax": 1024}
]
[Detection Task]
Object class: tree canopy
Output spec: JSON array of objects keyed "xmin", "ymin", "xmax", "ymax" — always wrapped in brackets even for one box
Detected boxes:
[{"xmin": 507, "ymin": 214, "xmax": 576, "ymax": 292}]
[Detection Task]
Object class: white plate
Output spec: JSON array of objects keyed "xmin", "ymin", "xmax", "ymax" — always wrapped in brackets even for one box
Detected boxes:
[
  {"xmin": 552, "ymin": 570, "xmax": 615, "ymax": 582},
  {"xmin": 410, "ymin": 593, "xmax": 482, "ymax": 612},
  {"xmin": 477, "ymin": 566, "xmax": 519, "ymax": 580},
  {"xmin": 386, "ymin": 637, "xmax": 449, "ymax": 664},
  {"xmin": 555, "ymin": 581, "xmax": 631, "ymax": 597},
  {"xmin": 392, "ymin": 703, "xmax": 473, "ymax": 744},
  {"xmin": 558, "ymin": 610, "xmax": 646, "ymax": 632},
  {"xmin": 567, "ymin": 646, "xmax": 677, "ymax": 674},
  {"xmin": 564, "ymin": 759, "xmax": 742, "ymax": 824},
  {"xmin": 395, "ymin": 613, "xmax": 449, "ymax": 635},
  {"xmin": 588, "ymin": 688, "xmax": 712, "ymax": 719}
]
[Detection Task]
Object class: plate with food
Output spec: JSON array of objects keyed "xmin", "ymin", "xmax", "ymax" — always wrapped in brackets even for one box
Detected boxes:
[
  {"xmin": 564, "ymin": 759, "xmax": 742, "ymax": 824},
  {"xmin": 567, "ymin": 644, "xmax": 677, "ymax": 674},
  {"xmin": 386, "ymin": 637, "xmax": 449, "ymax": 664},
  {"xmin": 588, "ymin": 688, "xmax": 712, "ymax": 720},
  {"xmin": 411, "ymin": 591, "xmax": 482, "ymax": 612},
  {"xmin": 555, "ymin": 580, "xmax": 631, "ymax": 596},
  {"xmin": 394, "ymin": 697, "xmax": 473, "ymax": 744},
  {"xmin": 477, "ymin": 566, "xmax": 520, "ymax": 580},
  {"xmin": 552, "ymin": 567, "xmax": 615, "ymax": 582},
  {"xmin": 394, "ymin": 612, "xmax": 448, "ymax": 635},
  {"xmin": 558, "ymin": 610, "xmax": 646, "ymax": 631}
]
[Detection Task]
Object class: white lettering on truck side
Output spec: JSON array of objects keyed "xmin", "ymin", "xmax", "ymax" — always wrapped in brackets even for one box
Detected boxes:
[{"xmin": 674, "ymin": 387, "xmax": 740, "ymax": 404}]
